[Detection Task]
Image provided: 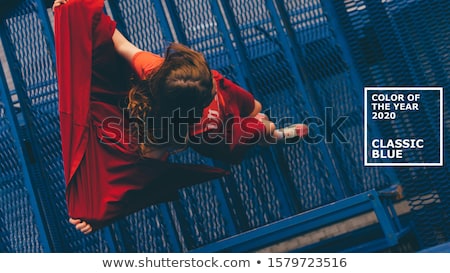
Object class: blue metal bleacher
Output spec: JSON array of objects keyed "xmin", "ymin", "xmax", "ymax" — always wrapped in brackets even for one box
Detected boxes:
[
  {"xmin": 190, "ymin": 186, "xmax": 410, "ymax": 252},
  {"xmin": 0, "ymin": 0, "xmax": 448, "ymax": 252}
]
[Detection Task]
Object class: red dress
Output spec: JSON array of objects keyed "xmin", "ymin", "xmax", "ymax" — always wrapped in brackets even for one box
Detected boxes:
[{"xmin": 54, "ymin": 0, "xmax": 265, "ymax": 230}]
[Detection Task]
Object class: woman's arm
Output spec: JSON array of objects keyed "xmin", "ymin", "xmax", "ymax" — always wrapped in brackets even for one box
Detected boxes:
[
  {"xmin": 52, "ymin": 0, "xmax": 67, "ymax": 11},
  {"xmin": 112, "ymin": 29, "xmax": 142, "ymax": 64},
  {"xmin": 248, "ymin": 100, "xmax": 262, "ymax": 117},
  {"xmin": 53, "ymin": 1, "xmax": 141, "ymax": 64}
]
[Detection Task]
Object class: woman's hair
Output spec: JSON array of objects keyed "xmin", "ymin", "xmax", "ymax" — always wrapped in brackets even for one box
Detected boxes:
[{"xmin": 128, "ymin": 43, "xmax": 214, "ymax": 155}]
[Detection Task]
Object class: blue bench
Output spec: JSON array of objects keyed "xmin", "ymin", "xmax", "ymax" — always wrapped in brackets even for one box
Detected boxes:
[{"xmin": 191, "ymin": 186, "xmax": 410, "ymax": 252}]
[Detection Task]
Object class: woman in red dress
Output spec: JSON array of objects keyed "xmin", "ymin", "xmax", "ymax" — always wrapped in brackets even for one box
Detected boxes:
[{"xmin": 53, "ymin": 0, "xmax": 308, "ymax": 234}]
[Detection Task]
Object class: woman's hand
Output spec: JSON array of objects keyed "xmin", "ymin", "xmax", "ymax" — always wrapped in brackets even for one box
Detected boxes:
[
  {"xmin": 69, "ymin": 218, "xmax": 93, "ymax": 235},
  {"xmin": 52, "ymin": 0, "xmax": 68, "ymax": 12}
]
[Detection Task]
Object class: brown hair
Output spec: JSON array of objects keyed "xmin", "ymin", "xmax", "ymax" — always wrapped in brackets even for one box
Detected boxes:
[{"xmin": 128, "ymin": 43, "xmax": 214, "ymax": 156}]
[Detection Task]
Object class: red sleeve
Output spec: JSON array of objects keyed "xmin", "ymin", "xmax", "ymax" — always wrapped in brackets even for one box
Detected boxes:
[
  {"xmin": 212, "ymin": 70, "xmax": 255, "ymax": 117},
  {"xmin": 131, "ymin": 51, "xmax": 164, "ymax": 79}
]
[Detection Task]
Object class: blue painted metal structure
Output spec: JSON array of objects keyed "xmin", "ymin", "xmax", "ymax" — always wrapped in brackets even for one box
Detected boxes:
[
  {"xmin": 190, "ymin": 189, "xmax": 408, "ymax": 252},
  {"xmin": 0, "ymin": 0, "xmax": 448, "ymax": 252},
  {"xmin": 0, "ymin": 54, "xmax": 50, "ymax": 253}
]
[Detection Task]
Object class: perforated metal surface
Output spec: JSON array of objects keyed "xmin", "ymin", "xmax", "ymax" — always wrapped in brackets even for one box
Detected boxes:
[
  {"xmin": 0, "ymin": 0, "xmax": 447, "ymax": 252},
  {"xmin": 334, "ymin": 0, "xmax": 449, "ymax": 248},
  {"xmin": 0, "ymin": 104, "xmax": 43, "ymax": 252}
]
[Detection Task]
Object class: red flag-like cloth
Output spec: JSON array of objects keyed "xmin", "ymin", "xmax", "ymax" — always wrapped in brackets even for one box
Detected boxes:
[{"xmin": 54, "ymin": 0, "xmax": 226, "ymax": 230}]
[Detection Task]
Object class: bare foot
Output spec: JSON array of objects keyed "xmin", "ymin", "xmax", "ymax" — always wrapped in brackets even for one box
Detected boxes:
[{"xmin": 69, "ymin": 218, "xmax": 93, "ymax": 235}]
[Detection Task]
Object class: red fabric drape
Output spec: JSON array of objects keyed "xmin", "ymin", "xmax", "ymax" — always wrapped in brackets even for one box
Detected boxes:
[{"xmin": 54, "ymin": 0, "xmax": 227, "ymax": 230}]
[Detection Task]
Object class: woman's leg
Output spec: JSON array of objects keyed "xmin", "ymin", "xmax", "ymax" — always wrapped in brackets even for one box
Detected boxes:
[{"xmin": 255, "ymin": 113, "xmax": 309, "ymax": 145}]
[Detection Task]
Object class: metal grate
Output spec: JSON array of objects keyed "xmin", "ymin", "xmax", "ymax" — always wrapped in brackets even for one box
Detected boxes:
[
  {"xmin": 333, "ymin": 0, "xmax": 449, "ymax": 247},
  {"xmin": 0, "ymin": 103, "xmax": 43, "ymax": 252},
  {"xmin": 0, "ymin": 0, "xmax": 447, "ymax": 252}
]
